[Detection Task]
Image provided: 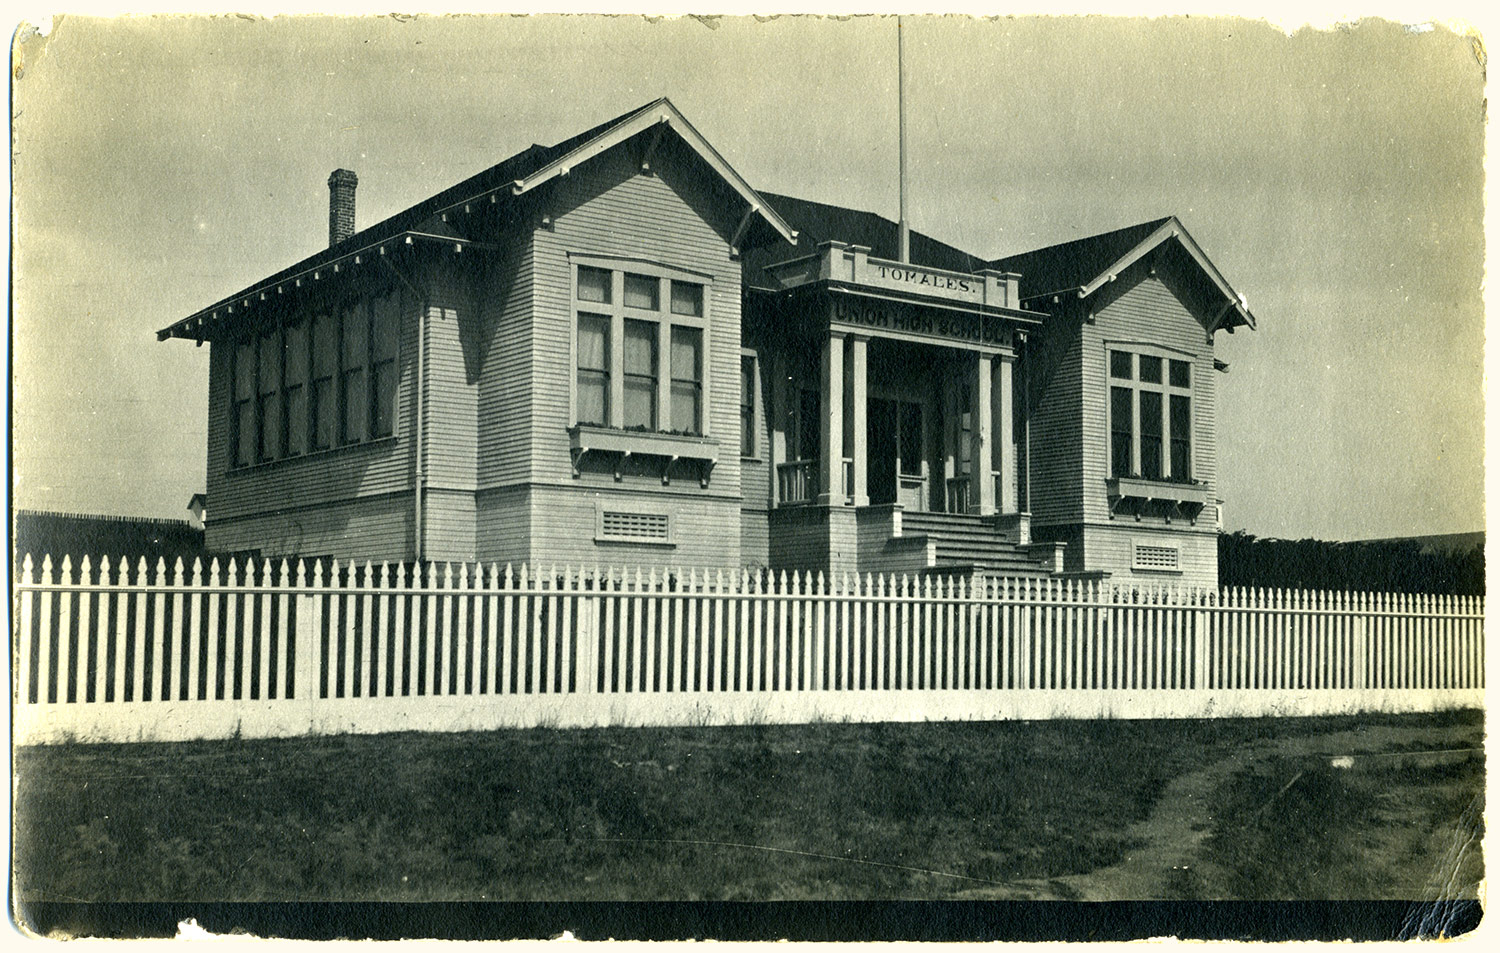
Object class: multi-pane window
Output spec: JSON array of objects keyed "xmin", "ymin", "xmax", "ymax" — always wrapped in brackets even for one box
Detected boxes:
[
  {"xmin": 576, "ymin": 313, "xmax": 611, "ymax": 427},
  {"xmin": 310, "ymin": 310, "xmax": 338, "ymax": 451},
  {"xmin": 573, "ymin": 260, "xmax": 709, "ymax": 437},
  {"xmin": 233, "ymin": 341, "xmax": 256, "ymax": 467},
  {"xmin": 340, "ymin": 301, "xmax": 369, "ymax": 444},
  {"xmin": 623, "ymin": 319, "xmax": 658, "ymax": 429},
  {"xmin": 1108, "ymin": 349, "xmax": 1193, "ymax": 481},
  {"xmin": 257, "ymin": 326, "xmax": 283, "ymax": 462},
  {"xmin": 740, "ymin": 354, "xmax": 758, "ymax": 457},
  {"xmin": 229, "ymin": 288, "xmax": 400, "ymax": 469},
  {"xmin": 670, "ymin": 327, "xmax": 702, "ymax": 434},
  {"xmin": 284, "ymin": 321, "xmax": 309, "ymax": 456},
  {"xmin": 371, "ymin": 294, "xmax": 400, "ymax": 438}
]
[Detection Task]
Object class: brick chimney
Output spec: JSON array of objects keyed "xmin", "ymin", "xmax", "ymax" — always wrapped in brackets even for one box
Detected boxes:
[{"xmin": 327, "ymin": 169, "xmax": 358, "ymax": 246}]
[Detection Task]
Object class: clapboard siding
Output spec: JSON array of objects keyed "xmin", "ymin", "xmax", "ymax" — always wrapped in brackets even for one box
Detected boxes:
[
  {"xmin": 766, "ymin": 507, "xmax": 858, "ymax": 575},
  {"xmin": 422, "ymin": 260, "xmax": 479, "ymax": 494},
  {"xmin": 206, "ymin": 284, "xmax": 420, "ymax": 533},
  {"xmin": 520, "ymin": 484, "xmax": 742, "ymax": 569},
  {"xmin": 740, "ymin": 506, "xmax": 770, "ymax": 567},
  {"xmin": 205, "ymin": 491, "xmax": 412, "ymax": 562},
  {"xmin": 1025, "ymin": 316, "xmax": 1086, "ymax": 527},
  {"xmin": 1080, "ymin": 523, "xmax": 1218, "ymax": 589},
  {"xmin": 527, "ymin": 146, "xmax": 744, "ymax": 501},
  {"xmin": 477, "ymin": 232, "xmax": 536, "ymax": 489},
  {"xmin": 768, "ymin": 508, "xmax": 831, "ymax": 573},
  {"xmin": 474, "ymin": 484, "xmax": 532, "ymax": 565},
  {"xmin": 741, "ymin": 458, "xmax": 771, "ymax": 513},
  {"xmin": 1083, "ymin": 268, "xmax": 1217, "ymax": 526},
  {"xmin": 423, "ymin": 487, "xmax": 477, "ymax": 562}
]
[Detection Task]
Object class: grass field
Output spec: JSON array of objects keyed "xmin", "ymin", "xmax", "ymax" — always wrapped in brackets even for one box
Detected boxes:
[{"xmin": 11, "ymin": 710, "xmax": 1482, "ymax": 903}]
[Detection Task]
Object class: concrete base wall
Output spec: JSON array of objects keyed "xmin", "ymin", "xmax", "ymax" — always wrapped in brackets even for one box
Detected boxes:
[{"xmin": 16, "ymin": 688, "xmax": 1482, "ymax": 745}]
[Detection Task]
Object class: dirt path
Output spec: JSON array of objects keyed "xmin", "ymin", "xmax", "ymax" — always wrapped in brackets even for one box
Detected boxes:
[{"xmin": 960, "ymin": 721, "xmax": 1484, "ymax": 900}]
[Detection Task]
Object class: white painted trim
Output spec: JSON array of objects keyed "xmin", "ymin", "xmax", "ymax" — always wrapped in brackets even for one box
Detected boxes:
[
  {"xmin": 1079, "ymin": 217, "xmax": 1254, "ymax": 329},
  {"xmin": 512, "ymin": 98, "xmax": 797, "ymax": 245},
  {"xmin": 16, "ymin": 689, "xmax": 1483, "ymax": 745}
]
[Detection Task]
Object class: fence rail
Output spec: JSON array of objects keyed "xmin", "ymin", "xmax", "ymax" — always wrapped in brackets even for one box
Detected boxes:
[{"xmin": 12, "ymin": 554, "xmax": 1485, "ymax": 743}]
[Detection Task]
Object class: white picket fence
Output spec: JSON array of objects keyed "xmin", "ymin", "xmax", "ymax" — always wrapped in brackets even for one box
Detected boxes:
[{"xmin": 12, "ymin": 554, "xmax": 1485, "ymax": 743}]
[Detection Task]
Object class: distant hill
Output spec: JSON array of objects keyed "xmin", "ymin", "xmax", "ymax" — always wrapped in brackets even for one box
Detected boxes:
[{"xmin": 1349, "ymin": 532, "xmax": 1484, "ymax": 558}]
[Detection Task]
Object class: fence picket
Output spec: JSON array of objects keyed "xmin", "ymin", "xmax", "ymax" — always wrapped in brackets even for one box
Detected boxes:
[
  {"xmin": 76, "ymin": 557, "xmax": 94, "ymax": 703},
  {"xmin": 58, "ymin": 556, "xmax": 75, "ymax": 703},
  {"xmin": 13, "ymin": 558, "xmax": 1485, "ymax": 742},
  {"xmin": 19, "ymin": 555, "xmax": 35, "ymax": 705}
]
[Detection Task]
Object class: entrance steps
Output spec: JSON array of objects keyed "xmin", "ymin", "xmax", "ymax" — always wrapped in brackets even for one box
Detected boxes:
[{"xmin": 900, "ymin": 511, "xmax": 1057, "ymax": 578}]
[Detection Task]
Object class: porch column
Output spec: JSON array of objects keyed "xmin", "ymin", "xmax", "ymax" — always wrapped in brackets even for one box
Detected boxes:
[
  {"xmin": 941, "ymin": 372, "xmax": 959, "ymax": 511},
  {"xmin": 848, "ymin": 335, "xmax": 869, "ymax": 507},
  {"xmin": 970, "ymin": 353, "xmax": 996, "ymax": 515},
  {"xmin": 996, "ymin": 353, "xmax": 1017, "ymax": 513},
  {"xmin": 769, "ymin": 350, "xmax": 788, "ymax": 507},
  {"xmin": 817, "ymin": 331, "xmax": 846, "ymax": 505}
]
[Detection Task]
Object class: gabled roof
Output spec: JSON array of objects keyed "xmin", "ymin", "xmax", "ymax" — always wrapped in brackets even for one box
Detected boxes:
[
  {"xmin": 743, "ymin": 192, "xmax": 982, "ymax": 291},
  {"xmin": 160, "ymin": 98, "xmax": 795, "ymax": 341},
  {"xmin": 989, "ymin": 216, "xmax": 1255, "ymax": 331}
]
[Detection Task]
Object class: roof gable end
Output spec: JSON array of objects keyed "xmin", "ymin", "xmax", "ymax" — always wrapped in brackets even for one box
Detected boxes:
[
  {"xmin": 512, "ymin": 98, "xmax": 796, "ymax": 247},
  {"xmin": 992, "ymin": 216, "xmax": 1255, "ymax": 332}
]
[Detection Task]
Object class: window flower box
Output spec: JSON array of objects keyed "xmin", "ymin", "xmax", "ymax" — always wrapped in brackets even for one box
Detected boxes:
[{"xmin": 569, "ymin": 424, "xmax": 718, "ymax": 486}]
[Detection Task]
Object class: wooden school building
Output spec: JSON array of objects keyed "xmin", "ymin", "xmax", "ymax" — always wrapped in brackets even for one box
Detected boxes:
[{"xmin": 159, "ymin": 98, "xmax": 1255, "ymax": 588}]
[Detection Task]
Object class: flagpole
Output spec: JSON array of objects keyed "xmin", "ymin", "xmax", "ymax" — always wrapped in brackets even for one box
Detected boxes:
[{"xmin": 898, "ymin": 15, "xmax": 910, "ymax": 264}]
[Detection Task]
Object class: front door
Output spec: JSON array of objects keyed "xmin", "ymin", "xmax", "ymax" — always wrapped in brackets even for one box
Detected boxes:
[
  {"xmin": 867, "ymin": 397, "xmax": 927, "ymax": 509},
  {"xmin": 867, "ymin": 398, "xmax": 898, "ymax": 504}
]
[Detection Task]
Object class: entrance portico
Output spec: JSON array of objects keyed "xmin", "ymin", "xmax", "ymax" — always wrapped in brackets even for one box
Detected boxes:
[{"xmin": 758, "ymin": 241, "xmax": 1049, "ymax": 575}]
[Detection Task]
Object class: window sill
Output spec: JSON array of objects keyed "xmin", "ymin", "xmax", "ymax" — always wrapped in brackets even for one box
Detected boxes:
[
  {"xmin": 228, "ymin": 435, "xmax": 398, "ymax": 475},
  {"xmin": 595, "ymin": 536, "xmax": 678, "ymax": 548},
  {"xmin": 569, "ymin": 425, "xmax": 719, "ymax": 486},
  {"xmin": 1107, "ymin": 476, "xmax": 1208, "ymax": 504},
  {"xmin": 1107, "ymin": 477, "xmax": 1207, "ymax": 523}
]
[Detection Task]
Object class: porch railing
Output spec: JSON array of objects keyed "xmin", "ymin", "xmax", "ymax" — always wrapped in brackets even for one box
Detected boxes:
[
  {"xmin": 777, "ymin": 460, "xmax": 814, "ymax": 505},
  {"xmin": 777, "ymin": 458, "xmax": 855, "ymax": 505},
  {"xmin": 945, "ymin": 477, "xmax": 970, "ymax": 514}
]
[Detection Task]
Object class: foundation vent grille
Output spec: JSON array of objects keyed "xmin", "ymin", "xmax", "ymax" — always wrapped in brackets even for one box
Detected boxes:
[
  {"xmin": 600, "ymin": 510, "xmax": 671, "ymax": 541},
  {"xmin": 1132, "ymin": 543, "xmax": 1180, "ymax": 572}
]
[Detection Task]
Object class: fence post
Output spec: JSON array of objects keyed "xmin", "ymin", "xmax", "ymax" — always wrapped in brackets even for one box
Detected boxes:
[
  {"xmin": 1192, "ymin": 588, "xmax": 1208, "ymax": 690},
  {"xmin": 577, "ymin": 568, "xmax": 600, "ymax": 695},
  {"xmin": 18, "ymin": 554, "xmax": 34, "ymax": 706},
  {"xmin": 1351, "ymin": 590, "xmax": 1366, "ymax": 691},
  {"xmin": 294, "ymin": 561, "xmax": 318, "ymax": 702}
]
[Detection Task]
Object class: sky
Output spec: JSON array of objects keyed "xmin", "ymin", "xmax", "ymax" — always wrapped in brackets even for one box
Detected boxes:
[{"xmin": 10, "ymin": 12, "xmax": 1487, "ymax": 542}]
